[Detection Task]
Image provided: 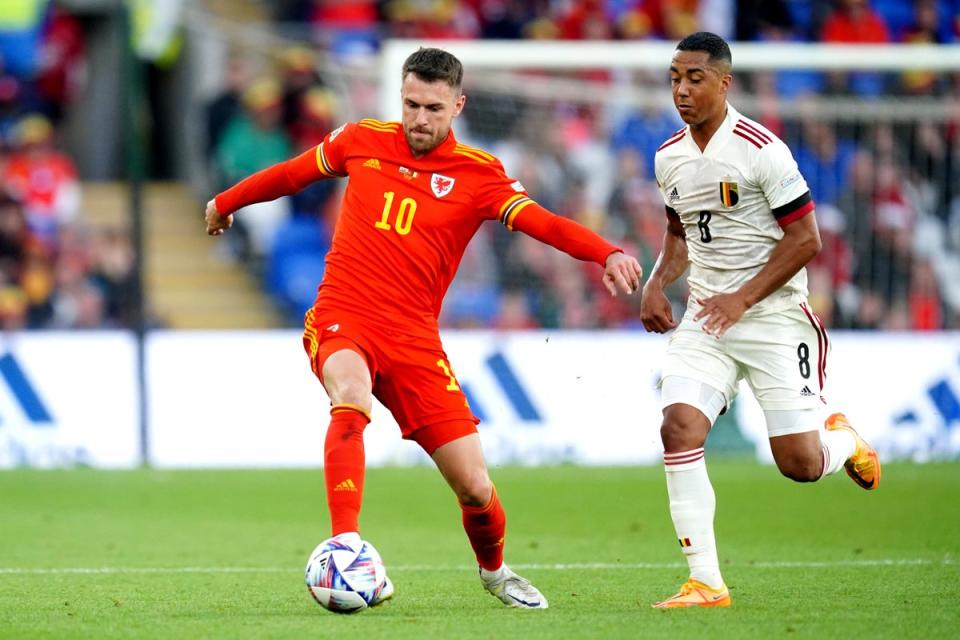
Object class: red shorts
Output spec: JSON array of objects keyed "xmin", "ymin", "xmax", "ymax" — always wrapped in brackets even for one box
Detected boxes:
[{"xmin": 303, "ymin": 308, "xmax": 479, "ymax": 453}]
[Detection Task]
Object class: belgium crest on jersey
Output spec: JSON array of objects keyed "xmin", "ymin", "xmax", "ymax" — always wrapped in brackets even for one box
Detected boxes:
[{"xmin": 719, "ymin": 180, "xmax": 739, "ymax": 207}]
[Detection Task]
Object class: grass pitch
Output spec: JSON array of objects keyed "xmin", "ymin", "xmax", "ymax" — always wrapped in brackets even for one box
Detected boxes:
[{"xmin": 1, "ymin": 462, "xmax": 957, "ymax": 639}]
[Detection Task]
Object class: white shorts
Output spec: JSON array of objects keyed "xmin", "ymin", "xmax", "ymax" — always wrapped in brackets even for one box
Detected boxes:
[
  {"xmin": 661, "ymin": 301, "xmax": 830, "ymax": 414},
  {"xmin": 660, "ymin": 375, "xmax": 823, "ymax": 436}
]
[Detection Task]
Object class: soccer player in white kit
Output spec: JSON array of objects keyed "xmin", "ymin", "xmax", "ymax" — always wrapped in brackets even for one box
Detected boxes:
[{"xmin": 641, "ymin": 32, "xmax": 881, "ymax": 609}]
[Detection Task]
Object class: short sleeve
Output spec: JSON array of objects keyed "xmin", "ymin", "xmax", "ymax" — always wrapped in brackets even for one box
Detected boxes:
[
  {"xmin": 654, "ymin": 153, "xmax": 676, "ymax": 214},
  {"xmin": 755, "ymin": 140, "xmax": 810, "ymax": 210}
]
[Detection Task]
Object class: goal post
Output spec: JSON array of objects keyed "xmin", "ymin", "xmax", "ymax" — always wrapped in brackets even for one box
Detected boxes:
[{"xmin": 379, "ymin": 39, "xmax": 960, "ymax": 118}]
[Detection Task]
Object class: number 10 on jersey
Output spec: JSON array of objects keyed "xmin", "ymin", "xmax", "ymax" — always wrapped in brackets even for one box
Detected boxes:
[{"xmin": 376, "ymin": 192, "xmax": 417, "ymax": 235}]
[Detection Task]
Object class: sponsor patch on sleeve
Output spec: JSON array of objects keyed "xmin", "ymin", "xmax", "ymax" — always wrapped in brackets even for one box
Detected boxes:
[{"xmin": 780, "ymin": 173, "xmax": 801, "ymax": 189}]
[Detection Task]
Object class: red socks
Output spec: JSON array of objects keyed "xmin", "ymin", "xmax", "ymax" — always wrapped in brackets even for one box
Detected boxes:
[
  {"xmin": 325, "ymin": 403, "xmax": 506, "ymax": 571},
  {"xmin": 324, "ymin": 404, "xmax": 370, "ymax": 535},
  {"xmin": 461, "ymin": 487, "xmax": 506, "ymax": 571}
]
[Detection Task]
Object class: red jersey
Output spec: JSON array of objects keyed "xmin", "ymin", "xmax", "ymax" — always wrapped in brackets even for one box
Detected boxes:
[{"xmin": 312, "ymin": 119, "xmax": 538, "ymax": 339}]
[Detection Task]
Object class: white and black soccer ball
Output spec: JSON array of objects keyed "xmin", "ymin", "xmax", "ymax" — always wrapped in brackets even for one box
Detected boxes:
[{"xmin": 304, "ymin": 533, "xmax": 387, "ymax": 613}]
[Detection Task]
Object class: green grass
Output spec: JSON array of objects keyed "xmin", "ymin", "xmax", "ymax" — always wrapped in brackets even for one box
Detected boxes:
[{"xmin": 1, "ymin": 462, "xmax": 957, "ymax": 639}]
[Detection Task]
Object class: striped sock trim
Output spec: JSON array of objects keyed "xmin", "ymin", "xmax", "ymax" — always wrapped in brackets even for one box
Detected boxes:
[
  {"xmin": 330, "ymin": 403, "xmax": 372, "ymax": 422},
  {"xmin": 664, "ymin": 448, "xmax": 705, "ymax": 466}
]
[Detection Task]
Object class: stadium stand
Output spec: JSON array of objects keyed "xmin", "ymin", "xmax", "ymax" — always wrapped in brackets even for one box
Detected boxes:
[{"xmin": 5, "ymin": 0, "xmax": 959, "ymax": 330}]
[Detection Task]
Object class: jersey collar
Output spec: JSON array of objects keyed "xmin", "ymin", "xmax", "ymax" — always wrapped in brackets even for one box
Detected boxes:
[{"xmin": 698, "ymin": 102, "xmax": 737, "ymax": 156}]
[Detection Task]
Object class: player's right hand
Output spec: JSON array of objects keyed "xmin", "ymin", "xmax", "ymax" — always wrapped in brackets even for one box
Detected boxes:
[
  {"xmin": 205, "ymin": 199, "xmax": 233, "ymax": 236},
  {"xmin": 640, "ymin": 283, "xmax": 676, "ymax": 333},
  {"xmin": 603, "ymin": 252, "xmax": 643, "ymax": 296}
]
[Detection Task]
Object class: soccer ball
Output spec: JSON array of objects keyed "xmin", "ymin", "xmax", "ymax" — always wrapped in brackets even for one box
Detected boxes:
[{"xmin": 304, "ymin": 533, "xmax": 388, "ymax": 613}]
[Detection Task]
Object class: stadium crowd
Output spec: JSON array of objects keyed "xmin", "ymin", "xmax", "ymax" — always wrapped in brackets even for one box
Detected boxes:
[
  {"xmin": 207, "ymin": 0, "xmax": 959, "ymax": 330},
  {"xmin": 0, "ymin": 3, "xmax": 137, "ymax": 331},
  {"xmin": 3, "ymin": 0, "xmax": 959, "ymax": 331}
]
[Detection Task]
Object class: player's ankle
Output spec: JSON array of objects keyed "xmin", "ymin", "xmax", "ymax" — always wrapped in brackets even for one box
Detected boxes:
[
  {"xmin": 690, "ymin": 568, "xmax": 724, "ymax": 590},
  {"xmin": 479, "ymin": 563, "xmax": 506, "ymax": 580}
]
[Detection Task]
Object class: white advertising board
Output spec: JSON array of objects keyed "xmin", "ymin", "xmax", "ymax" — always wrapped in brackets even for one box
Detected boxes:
[
  {"xmin": 0, "ymin": 332, "xmax": 140, "ymax": 468},
  {"xmin": 146, "ymin": 330, "xmax": 960, "ymax": 467}
]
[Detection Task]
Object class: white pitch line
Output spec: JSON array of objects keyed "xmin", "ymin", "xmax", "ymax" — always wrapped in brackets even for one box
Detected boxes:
[{"xmin": 0, "ymin": 558, "xmax": 951, "ymax": 575}]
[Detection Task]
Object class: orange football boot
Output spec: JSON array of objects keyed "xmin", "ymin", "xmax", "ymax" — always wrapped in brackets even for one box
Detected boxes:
[
  {"xmin": 652, "ymin": 579, "xmax": 731, "ymax": 609},
  {"xmin": 825, "ymin": 412, "xmax": 881, "ymax": 490}
]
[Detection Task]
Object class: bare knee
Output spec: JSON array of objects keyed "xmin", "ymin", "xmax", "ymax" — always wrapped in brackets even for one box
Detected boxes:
[
  {"xmin": 776, "ymin": 455, "xmax": 822, "ymax": 483},
  {"xmin": 770, "ymin": 431, "xmax": 824, "ymax": 483},
  {"xmin": 330, "ymin": 378, "xmax": 371, "ymax": 408},
  {"xmin": 452, "ymin": 468, "xmax": 493, "ymax": 506},
  {"xmin": 660, "ymin": 410, "xmax": 709, "ymax": 452}
]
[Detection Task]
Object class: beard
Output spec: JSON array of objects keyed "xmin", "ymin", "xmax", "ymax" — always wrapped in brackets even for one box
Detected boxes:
[{"xmin": 404, "ymin": 127, "xmax": 443, "ymax": 156}]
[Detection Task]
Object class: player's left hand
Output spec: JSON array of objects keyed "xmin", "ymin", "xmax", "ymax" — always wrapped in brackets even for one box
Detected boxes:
[
  {"xmin": 603, "ymin": 252, "xmax": 643, "ymax": 296},
  {"xmin": 205, "ymin": 199, "xmax": 233, "ymax": 236},
  {"xmin": 694, "ymin": 292, "xmax": 749, "ymax": 338}
]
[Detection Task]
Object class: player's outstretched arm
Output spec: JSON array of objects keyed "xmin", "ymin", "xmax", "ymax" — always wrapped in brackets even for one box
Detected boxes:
[
  {"xmin": 695, "ymin": 210, "xmax": 821, "ymax": 337},
  {"xmin": 206, "ymin": 147, "xmax": 328, "ymax": 232},
  {"xmin": 640, "ymin": 209, "xmax": 688, "ymax": 334},
  {"xmin": 510, "ymin": 203, "xmax": 641, "ymax": 296}
]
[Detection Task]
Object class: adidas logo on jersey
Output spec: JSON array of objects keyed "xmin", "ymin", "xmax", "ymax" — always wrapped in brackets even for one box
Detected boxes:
[
  {"xmin": 333, "ymin": 478, "xmax": 358, "ymax": 492},
  {"xmin": 363, "ymin": 158, "xmax": 381, "ymax": 170},
  {"xmin": 669, "ymin": 187, "xmax": 680, "ymax": 203},
  {"xmin": 800, "ymin": 385, "xmax": 815, "ymax": 397}
]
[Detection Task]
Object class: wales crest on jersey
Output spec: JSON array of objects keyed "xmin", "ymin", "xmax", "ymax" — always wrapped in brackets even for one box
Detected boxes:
[
  {"xmin": 431, "ymin": 173, "xmax": 456, "ymax": 198},
  {"xmin": 719, "ymin": 180, "xmax": 739, "ymax": 207}
]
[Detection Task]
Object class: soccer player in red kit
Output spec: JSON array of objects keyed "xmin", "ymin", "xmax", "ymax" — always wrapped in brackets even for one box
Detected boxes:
[{"xmin": 205, "ymin": 48, "xmax": 642, "ymax": 609}]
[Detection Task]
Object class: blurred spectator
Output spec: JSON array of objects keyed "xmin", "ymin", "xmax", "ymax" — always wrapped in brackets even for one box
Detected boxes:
[
  {"xmin": 310, "ymin": 0, "xmax": 380, "ymax": 58},
  {"xmin": 908, "ymin": 258, "xmax": 944, "ymax": 330},
  {"xmin": 279, "ymin": 46, "xmax": 326, "ymax": 133},
  {"xmin": 215, "ymin": 78, "xmax": 292, "ymax": 188},
  {"xmin": 288, "ymin": 85, "xmax": 340, "ymax": 218},
  {"xmin": 278, "ymin": 46, "xmax": 339, "ymax": 219},
  {"xmin": 898, "ymin": 0, "xmax": 953, "ymax": 95},
  {"xmin": 493, "ymin": 288, "xmax": 539, "ymax": 329},
  {"xmin": 89, "ymin": 228, "xmax": 137, "ymax": 327},
  {"xmin": 850, "ymin": 160, "xmax": 915, "ymax": 309},
  {"xmin": 611, "ymin": 99, "xmax": 683, "ymax": 179},
  {"xmin": 557, "ymin": 0, "xmax": 614, "ymax": 40},
  {"xmin": 385, "ymin": 0, "xmax": 482, "ymax": 39},
  {"xmin": 479, "ymin": 1, "xmax": 533, "ymax": 39},
  {"xmin": 793, "ymin": 119, "xmax": 857, "ymax": 207},
  {"xmin": 806, "ymin": 203, "xmax": 852, "ymax": 325},
  {"xmin": 34, "ymin": 5, "xmax": 86, "ymax": 123},
  {"xmin": 214, "ymin": 78, "xmax": 293, "ymax": 259},
  {"xmin": 822, "ymin": 0, "xmax": 891, "ymax": 42},
  {"xmin": 0, "ymin": 0, "xmax": 48, "ymax": 78},
  {"xmin": 736, "ymin": 0, "xmax": 793, "ymax": 40},
  {"xmin": 820, "ymin": 0, "xmax": 891, "ymax": 96},
  {"xmin": 204, "ymin": 53, "xmax": 253, "ymax": 161},
  {"xmin": 2, "ymin": 113, "xmax": 80, "ymax": 251}
]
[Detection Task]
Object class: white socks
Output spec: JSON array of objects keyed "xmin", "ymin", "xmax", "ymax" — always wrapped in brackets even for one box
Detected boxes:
[
  {"xmin": 663, "ymin": 448, "xmax": 724, "ymax": 589},
  {"xmin": 819, "ymin": 428, "xmax": 857, "ymax": 479}
]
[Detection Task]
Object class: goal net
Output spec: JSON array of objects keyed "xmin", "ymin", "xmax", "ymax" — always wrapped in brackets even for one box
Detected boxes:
[{"xmin": 379, "ymin": 39, "xmax": 960, "ymax": 332}]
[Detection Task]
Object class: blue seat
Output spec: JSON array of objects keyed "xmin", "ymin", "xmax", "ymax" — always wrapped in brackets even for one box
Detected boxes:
[{"xmin": 270, "ymin": 252, "xmax": 326, "ymax": 319}]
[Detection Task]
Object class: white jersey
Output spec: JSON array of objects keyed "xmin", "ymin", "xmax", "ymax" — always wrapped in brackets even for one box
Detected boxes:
[{"xmin": 654, "ymin": 103, "xmax": 815, "ymax": 316}]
